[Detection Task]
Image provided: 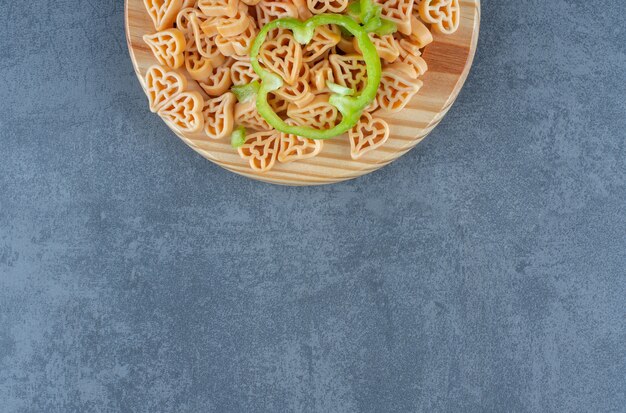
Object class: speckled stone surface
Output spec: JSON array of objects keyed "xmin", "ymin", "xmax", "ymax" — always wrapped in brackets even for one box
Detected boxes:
[{"xmin": 1, "ymin": 1, "xmax": 625, "ymax": 412}]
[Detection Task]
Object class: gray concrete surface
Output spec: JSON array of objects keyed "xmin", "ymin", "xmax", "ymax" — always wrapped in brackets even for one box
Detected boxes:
[{"xmin": 1, "ymin": 1, "xmax": 625, "ymax": 412}]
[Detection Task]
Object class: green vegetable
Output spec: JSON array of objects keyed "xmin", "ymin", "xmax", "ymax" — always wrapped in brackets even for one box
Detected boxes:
[
  {"xmin": 231, "ymin": 81, "xmax": 260, "ymax": 103},
  {"xmin": 230, "ymin": 126, "xmax": 247, "ymax": 148},
  {"xmin": 250, "ymin": 14, "xmax": 383, "ymax": 140},
  {"xmin": 326, "ymin": 81, "xmax": 355, "ymax": 96}
]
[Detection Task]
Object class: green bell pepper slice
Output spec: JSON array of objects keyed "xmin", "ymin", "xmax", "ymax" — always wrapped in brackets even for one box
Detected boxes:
[{"xmin": 249, "ymin": 14, "xmax": 383, "ymax": 140}]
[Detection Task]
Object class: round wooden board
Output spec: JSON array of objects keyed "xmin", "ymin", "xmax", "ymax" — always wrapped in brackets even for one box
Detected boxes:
[{"xmin": 125, "ymin": 0, "xmax": 480, "ymax": 186}]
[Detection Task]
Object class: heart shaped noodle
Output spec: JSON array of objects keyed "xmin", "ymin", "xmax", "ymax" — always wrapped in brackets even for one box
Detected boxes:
[
  {"xmin": 197, "ymin": 0, "xmax": 239, "ymax": 17},
  {"xmin": 202, "ymin": 92, "xmax": 236, "ymax": 139},
  {"xmin": 144, "ymin": 0, "xmax": 184, "ymax": 31},
  {"xmin": 374, "ymin": 0, "xmax": 414, "ymax": 35},
  {"xmin": 158, "ymin": 91, "xmax": 205, "ymax": 133},
  {"xmin": 143, "ymin": 29, "xmax": 187, "ymax": 69},
  {"xmin": 418, "ymin": 0, "xmax": 460, "ymax": 35},
  {"xmin": 306, "ymin": 0, "xmax": 349, "ymax": 15},
  {"xmin": 302, "ymin": 25, "xmax": 341, "ymax": 63},
  {"xmin": 184, "ymin": 43, "xmax": 214, "ymax": 80},
  {"xmin": 287, "ymin": 94, "xmax": 340, "ymax": 130},
  {"xmin": 278, "ymin": 120, "xmax": 323, "ymax": 163},
  {"xmin": 376, "ymin": 65, "xmax": 422, "ymax": 113},
  {"xmin": 354, "ymin": 33, "xmax": 400, "ymax": 63},
  {"xmin": 255, "ymin": 0, "xmax": 299, "ymax": 26},
  {"xmin": 235, "ymin": 100, "xmax": 272, "ymax": 131},
  {"xmin": 329, "ymin": 54, "xmax": 368, "ymax": 93},
  {"xmin": 144, "ymin": 65, "xmax": 188, "ymax": 112},
  {"xmin": 237, "ymin": 130, "xmax": 281, "ymax": 172},
  {"xmin": 198, "ymin": 60, "xmax": 233, "ymax": 95},
  {"xmin": 230, "ymin": 59, "xmax": 260, "ymax": 85},
  {"xmin": 258, "ymin": 33, "xmax": 303, "ymax": 86},
  {"xmin": 348, "ymin": 112, "xmax": 390, "ymax": 159}
]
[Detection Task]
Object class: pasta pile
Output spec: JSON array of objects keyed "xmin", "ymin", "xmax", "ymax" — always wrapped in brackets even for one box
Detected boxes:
[{"xmin": 142, "ymin": 0, "xmax": 461, "ymax": 172}]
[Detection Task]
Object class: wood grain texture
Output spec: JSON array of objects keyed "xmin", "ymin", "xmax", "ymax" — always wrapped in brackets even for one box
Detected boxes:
[{"xmin": 125, "ymin": 0, "xmax": 480, "ymax": 186}]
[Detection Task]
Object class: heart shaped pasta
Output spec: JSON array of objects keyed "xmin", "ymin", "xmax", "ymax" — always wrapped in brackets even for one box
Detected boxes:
[
  {"xmin": 143, "ymin": 29, "xmax": 187, "ymax": 69},
  {"xmin": 197, "ymin": 0, "xmax": 238, "ymax": 17},
  {"xmin": 329, "ymin": 54, "xmax": 367, "ymax": 92},
  {"xmin": 375, "ymin": 0, "xmax": 414, "ymax": 35},
  {"xmin": 302, "ymin": 25, "xmax": 341, "ymax": 63},
  {"xmin": 418, "ymin": 0, "xmax": 460, "ymax": 35},
  {"xmin": 278, "ymin": 122, "xmax": 323, "ymax": 163},
  {"xmin": 202, "ymin": 92, "xmax": 236, "ymax": 139},
  {"xmin": 309, "ymin": 60, "xmax": 335, "ymax": 93},
  {"xmin": 230, "ymin": 59, "xmax": 259, "ymax": 85},
  {"xmin": 145, "ymin": 65, "xmax": 188, "ymax": 112},
  {"xmin": 354, "ymin": 33, "xmax": 400, "ymax": 64},
  {"xmin": 215, "ymin": 3, "xmax": 250, "ymax": 37},
  {"xmin": 348, "ymin": 112, "xmax": 390, "ymax": 159},
  {"xmin": 184, "ymin": 44, "xmax": 214, "ymax": 80},
  {"xmin": 158, "ymin": 91, "xmax": 205, "ymax": 133},
  {"xmin": 237, "ymin": 130, "xmax": 281, "ymax": 172},
  {"xmin": 144, "ymin": 0, "xmax": 184, "ymax": 31},
  {"xmin": 259, "ymin": 33, "xmax": 303, "ymax": 86},
  {"xmin": 287, "ymin": 95, "xmax": 339, "ymax": 130},
  {"xmin": 377, "ymin": 65, "xmax": 423, "ymax": 113},
  {"xmin": 255, "ymin": 0, "xmax": 299, "ymax": 26},
  {"xmin": 198, "ymin": 62, "xmax": 233, "ymax": 95},
  {"xmin": 274, "ymin": 64, "xmax": 313, "ymax": 107},
  {"xmin": 177, "ymin": 7, "xmax": 207, "ymax": 35},
  {"xmin": 235, "ymin": 100, "xmax": 272, "ymax": 131},
  {"xmin": 306, "ymin": 0, "xmax": 349, "ymax": 14}
]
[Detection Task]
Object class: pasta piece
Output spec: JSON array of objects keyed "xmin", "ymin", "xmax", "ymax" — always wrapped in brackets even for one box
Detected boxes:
[
  {"xmin": 259, "ymin": 33, "xmax": 303, "ymax": 85},
  {"xmin": 238, "ymin": 130, "xmax": 281, "ymax": 172},
  {"xmin": 144, "ymin": 65, "xmax": 187, "ymax": 112},
  {"xmin": 203, "ymin": 92, "xmax": 236, "ymax": 139},
  {"xmin": 143, "ymin": 29, "xmax": 187, "ymax": 69},
  {"xmin": 302, "ymin": 25, "xmax": 341, "ymax": 63},
  {"xmin": 197, "ymin": 0, "xmax": 239, "ymax": 17},
  {"xmin": 241, "ymin": 0, "xmax": 261, "ymax": 5},
  {"xmin": 235, "ymin": 100, "xmax": 272, "ymax": 130},
  {"xmin": 229, "ymin": 18, "xmax": 259, "ymax": 56},
  {"xmin": 158, "ymin": 91, "xmax": 205, "ymax": 133},
  {"xmin": 287, "ymin": 95, "xmax": 339, "ymax": 130},
  {"xmin": 377, "ymin": 65, "xmax": 422, "ymax": 113},
  {"xmin": 267, "ymin": 93, "xmax": 289, "ymax": 113},
  {"xmin": 329, "ymin": 54, "xmax": 367, "ymax": 93},
  {"xmin": 176, "ymin": 7, "xmax": 205, "ymax": 34},
  {"xmin": 230, "ymin": 58, "xmax": 259, "ymax": 85},
  {"xmin": 274, "ymin": 63, "xmax": 314, "ymax": 108},
  {"xmin": 255, "ymin": 0, "xmax": 299, "ymax": 26},
  {"xmin": 189, "ymin": 14, "xmax": 226, "ymax": 65},
  {"xmin": 216, "ymin": 3, "xmax": 250, "ymax": 37},
  {"xmin": 363, "ymin": 96, "xmax": 379, "ymax": 113},
  {"xmin": 405, "ymin": 15, "xmax": 434, "ymax": 50},
  {"xmin": 278, "ymin": 120, "xmax": 323, "ymax": 163},
  {"xmin": 306, "ymin": 0, "xmax": 348, "ymax": 15},
  {"xmin": 396, "ymin": 45, "xmax": 428, "ymax": 78},
  {"xmin": 374, "ymin": 0, "xmax": 414, "ymax": 35},
  {"xmin": 198, "ymin": 15, "xmax": 221, "ymax": 37},
  {"xmin": 418, "ymin": 0, "xmax": 460, "ymax": 35},
  {"xmin": 334, "ymin": 36, "xmax": 357, "ymax": 54},
  {"xmin": 309, "ymin": 60, "xmax": 335, "ymax": 93},
  {"xmin": 198, "ymin": 60, "xmax": 233, "ymax": 95},
  {"xmin": 292, "ymin": 0, "xmax": 313, "ymax": 19},
  {"xmin": 144, "ymin": 0, "xmax": 184, "ymax": 31},
  {"xmin": 182, "ymin": 0, "xmax": 197, "ymax": 7},
  {"xmin": 348, "ymin": 112, "xmax": 389, "ymax": 159},
  {"xmin": 353, "ymin": 33, "xmax": 400, "ymax": 64},
  {"xmin": 184, "ymin": 44, "xmax": 214, "ymax": 80}
]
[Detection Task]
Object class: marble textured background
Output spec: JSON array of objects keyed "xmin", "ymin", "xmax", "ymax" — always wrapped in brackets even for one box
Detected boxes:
[{"xmin": 1, "ymin": 1, "xmax": 625, "ymax": 412}]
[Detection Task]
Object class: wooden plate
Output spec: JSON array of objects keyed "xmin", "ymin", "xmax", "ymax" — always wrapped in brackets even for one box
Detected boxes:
[{"xmin": 125, "ymin": 0, "xmax": 480, "ymax": 186}]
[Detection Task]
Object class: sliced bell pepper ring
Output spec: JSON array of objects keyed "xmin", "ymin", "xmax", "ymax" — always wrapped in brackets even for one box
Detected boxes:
[{"xmin": 249, "ymin": 14, "xmax": 383, "ymax": 140}]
